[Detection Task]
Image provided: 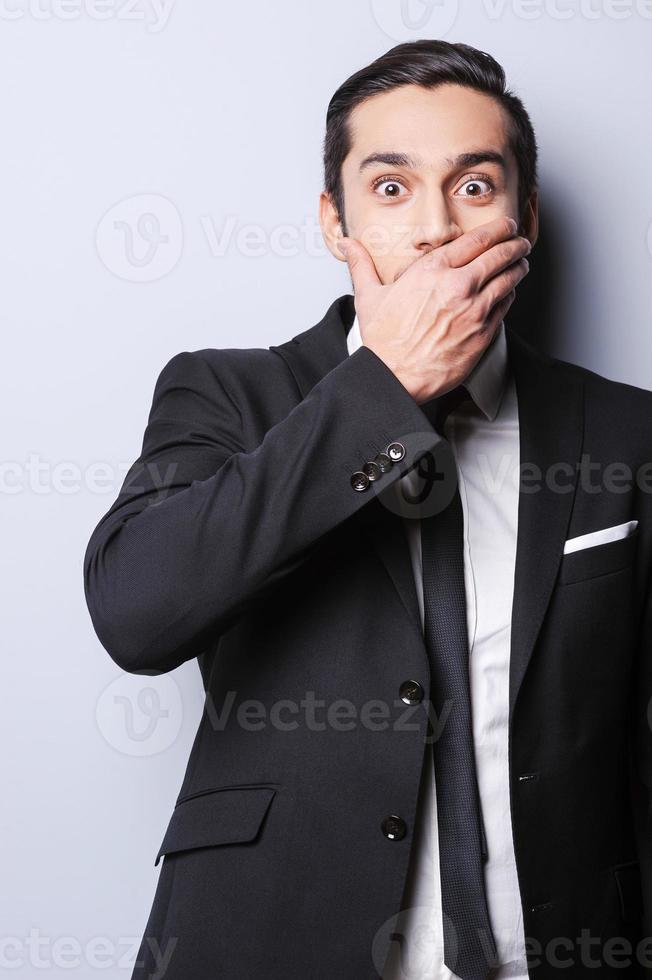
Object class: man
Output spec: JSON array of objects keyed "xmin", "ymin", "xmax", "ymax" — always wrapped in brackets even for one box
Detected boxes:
[{"xmin": 83, "ymin": 40, "xmax": 652, "ymax": 979}]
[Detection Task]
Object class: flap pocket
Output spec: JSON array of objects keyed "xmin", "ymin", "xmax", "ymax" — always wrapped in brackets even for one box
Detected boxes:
[
  {"xmin": 154, "ymin": 785, "xmax": 277, "ymax": 866},
  {"xmin": 558, "ymin": 528, "xmax": 639, "ymax": 586},
  {"xmin": 613, "ymin": 860, "xmax": 644, "ymax": 925}
]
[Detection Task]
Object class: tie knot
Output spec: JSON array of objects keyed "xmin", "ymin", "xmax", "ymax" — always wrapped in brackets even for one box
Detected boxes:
[{"xmin": 423, "ymin": 383, "xmax": 471, "ymax": 436}]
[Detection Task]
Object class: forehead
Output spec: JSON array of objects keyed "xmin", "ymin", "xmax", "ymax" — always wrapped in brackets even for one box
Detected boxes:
[{"xmin": 346, "ymin": 83, "xmax": 511, "ymax": 166}]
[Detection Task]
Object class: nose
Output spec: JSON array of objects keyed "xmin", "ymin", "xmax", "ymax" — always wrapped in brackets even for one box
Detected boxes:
[{"xmin": 408, "ymin": 191, "xmax": 461, "ymax": 254}]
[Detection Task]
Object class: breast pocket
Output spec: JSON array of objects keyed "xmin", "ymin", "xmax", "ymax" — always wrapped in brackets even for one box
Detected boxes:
[
  {"xmin": 154, "ymin": 784, "xmax": 278, "ymax": 866},
  {"xmin": 558, "ymin": 527, "xmax": 639, "ymax": 586}
]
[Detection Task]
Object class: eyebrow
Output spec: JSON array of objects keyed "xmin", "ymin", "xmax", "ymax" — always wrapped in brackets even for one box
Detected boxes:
[{"xmin": 358, "ymin": 150, "xmax": 507, "ymax": 174}]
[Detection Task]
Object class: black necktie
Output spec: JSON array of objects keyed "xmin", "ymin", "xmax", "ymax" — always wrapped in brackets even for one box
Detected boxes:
[{"xmin": 420, "ymin": 384, "xmax": 499, "ymax": 980}]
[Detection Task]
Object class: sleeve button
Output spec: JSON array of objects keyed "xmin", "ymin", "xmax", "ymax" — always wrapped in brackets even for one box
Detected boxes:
[
  {"xmin": 386, "ymin": 441, "xmax": 405, "ymax": 461},
  {"xmin": 374, "ymin": 452, "xmax": 393, "ymax": 473},
  {"xmin": 351, "ymin": 471, "xmax": 370, "ymax": 492},
  {"xmin": 362, "ymin": 460, "xmax": 381, "ymax": 481}
]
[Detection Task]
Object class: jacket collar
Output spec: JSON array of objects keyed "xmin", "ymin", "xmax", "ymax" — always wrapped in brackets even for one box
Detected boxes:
[{"xmin": 270, "ymin": 293, "xmax": 585, "ymax": 725}]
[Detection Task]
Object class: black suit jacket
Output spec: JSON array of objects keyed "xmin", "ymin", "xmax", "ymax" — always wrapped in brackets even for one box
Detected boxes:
[{"xmin": 83, "ymin": 293, "xmax": 652, "ymax": 979}]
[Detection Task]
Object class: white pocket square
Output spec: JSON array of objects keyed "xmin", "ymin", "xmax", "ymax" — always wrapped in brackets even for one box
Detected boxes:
[{"xmin": 563, "ymin": 520, "xmax": 638, "ymax": 555}]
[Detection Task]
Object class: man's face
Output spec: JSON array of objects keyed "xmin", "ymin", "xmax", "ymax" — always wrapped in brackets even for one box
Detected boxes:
[{"xmin": 320, "ymin": 82, "xmax": 537, "ymax": 284}]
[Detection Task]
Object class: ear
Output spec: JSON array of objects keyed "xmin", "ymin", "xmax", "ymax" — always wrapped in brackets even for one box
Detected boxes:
[
  {"xmin": 519, "ymin": 190, "xmax": 539, "ymax": 249},
  {"xmin": 319, "ymin": 191, "xmax": 347, "ymax": 262}
]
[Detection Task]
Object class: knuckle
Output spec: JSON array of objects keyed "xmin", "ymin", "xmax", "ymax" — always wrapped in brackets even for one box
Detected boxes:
[
  {"xmin": 498, "ymin": 242, "xmax": 515, "ymax": 264},
  {"xmin": 514, "ymin": 258, "xmax": 528, "ymax": 277},
  {"xmin": 445, "ymin": 277, "xmax": 471, "ymax": 305},
  {"xmin": 470, "ymin": 229, "xmax": 491, "ymax": 251},
  {"xmin": 505, "ymin": 270, "xmax": 519, "ymax": 290}
]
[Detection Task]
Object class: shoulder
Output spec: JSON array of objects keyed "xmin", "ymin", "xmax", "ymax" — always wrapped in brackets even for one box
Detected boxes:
[
  {"xmin": 553, "ymin": 351, "xmax": 652, "ymax": 410},
  {"xmin": 152, "ymin": 343, "xmax": 290, "ymax": 397},
  {"xmin": 508, "ymin": 326, "xmax": 652, "ymax": 452},
  {"xmin": 147, "ymin": 344, "xmax": 299, "ymax": 441},
  {"xmin": 550, "ymin": 350, "xmax": 652, "ymax": 454}
]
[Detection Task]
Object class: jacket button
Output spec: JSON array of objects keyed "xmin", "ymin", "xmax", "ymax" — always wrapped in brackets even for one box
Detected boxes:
[
  {"xmin": 381, "ymin": 815, "xmax": 407, "ymax": 840},
  {"xmin": 362, "ymin": 460, "xmax": 381, "ymax": 481},
  {"xmin": 399, "ymin": 679, "xmax": 424, "ymax": 705},
  {"xmin": 374, "ymin": 451, "xmax": 393, "ymax": 473},
  {"xmin": 351, "ymin": 471, "xmax": 369, "ymax": 492},
  {"xmin": 387, "ymin": 441, "xmax": 405, "ymax": 461}
]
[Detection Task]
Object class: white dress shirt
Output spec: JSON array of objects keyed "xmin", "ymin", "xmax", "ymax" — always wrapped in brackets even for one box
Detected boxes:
[{"xmin": 346, "ymin": 315, "xmax": 529, "ymax": 980}]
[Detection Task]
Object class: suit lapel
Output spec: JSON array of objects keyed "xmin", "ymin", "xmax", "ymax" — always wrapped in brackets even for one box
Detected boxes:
[
  {"xmin": 505, "ymin": 328, "xmax": 584, "ymax": 722},
  {"xmin": 271, "ymin": 294, "xmax": 585, "ymax": 724}
]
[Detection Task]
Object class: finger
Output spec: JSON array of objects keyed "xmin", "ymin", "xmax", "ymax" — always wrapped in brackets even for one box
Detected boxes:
[
  {"xmin": 338, "ymin": 237, "xmax": 382, "ymax": 292},
  {"xmin": 483, "ymin": 287, "xmax": 515, "ymax": 334},
  {"xmin": 479, "ymin": 257, "xmax": 529, "ymax": 311},
  {"xmin": 466, "ymin": 236, "xmax": 531, "ymax": 292},
  {"xmin": 444, "ymin": 215, "xmax": 519, "ymax": 269}
]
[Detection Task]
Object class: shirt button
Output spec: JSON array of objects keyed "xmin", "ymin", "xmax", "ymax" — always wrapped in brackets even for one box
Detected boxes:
[
  {"xmin": 399, "ymin": 679, "xmax": 424, "ymax": 705},
  {"xmin": 381, "ymin": 815, "xmax": 407, "ymax": 841}
]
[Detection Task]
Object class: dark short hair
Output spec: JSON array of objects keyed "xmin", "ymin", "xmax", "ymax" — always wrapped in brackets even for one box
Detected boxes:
[{"xmin": 323, "ymin": 39, "xmax": 538, "ymax": 234}]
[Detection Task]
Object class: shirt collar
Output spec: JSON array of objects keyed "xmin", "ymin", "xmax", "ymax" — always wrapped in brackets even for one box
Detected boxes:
[{"xmin": 346, "ymin": 314, "xmax": 509, "ymax": 421}]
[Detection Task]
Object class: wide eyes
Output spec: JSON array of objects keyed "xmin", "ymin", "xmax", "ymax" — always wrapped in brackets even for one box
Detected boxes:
[
  {"xmin": 371, "ymin": 175, "xmax": 496, "ymax": 201},
  {"xmin": 371, "ymin": 178, "xmax": 408, "ymax": 199},
  {"xmin": 455, "ymin": 177, "xmax": 495, "ymax": 198}
]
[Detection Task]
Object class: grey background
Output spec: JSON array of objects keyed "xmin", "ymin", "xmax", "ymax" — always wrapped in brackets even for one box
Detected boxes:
[{"xmin": 1, "ymin": 1, "xmax": 650, "ymax": 975}]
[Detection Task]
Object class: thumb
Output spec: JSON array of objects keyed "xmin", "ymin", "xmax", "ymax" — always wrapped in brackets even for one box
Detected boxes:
[{"xmin": 338, "ymin": 237, "xmax": 381, "ymax": 292}]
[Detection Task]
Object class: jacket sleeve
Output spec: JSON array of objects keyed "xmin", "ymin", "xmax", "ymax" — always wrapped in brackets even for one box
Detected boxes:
[{"xmin": 83, "ymin": 345, "xmax": 440, "ymax": 675}]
